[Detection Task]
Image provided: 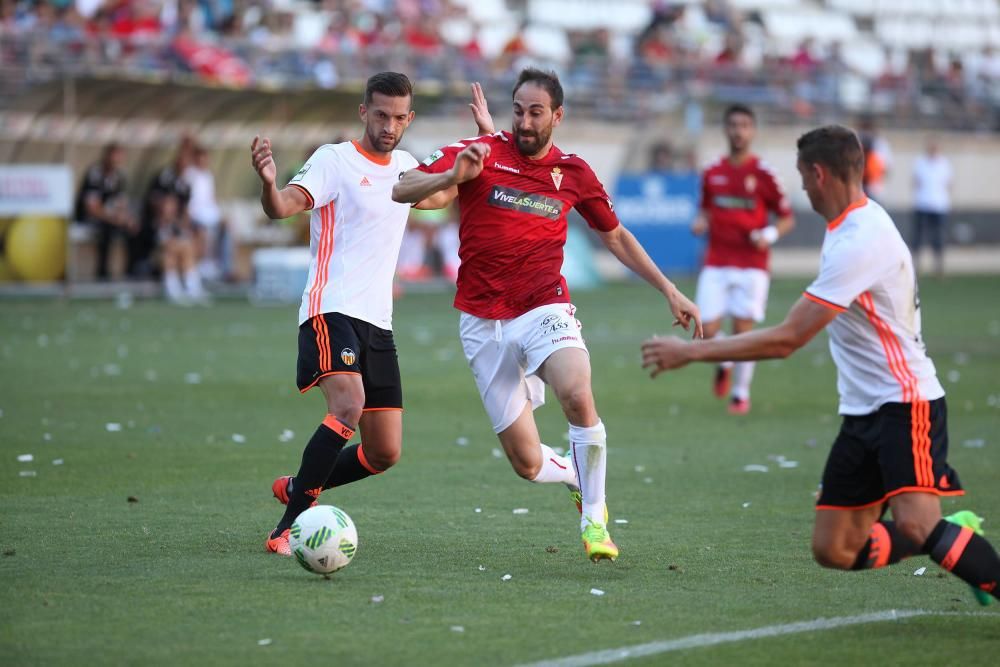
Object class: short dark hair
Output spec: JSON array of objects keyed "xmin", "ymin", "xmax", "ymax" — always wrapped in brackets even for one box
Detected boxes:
[
  {"xmin": 724, "ymin": 104, "xmax": 755, "ymax": 123},
  {"xmin": 796, "ymin": 125, "xmax": 865, "ymax": 183},
  {"xmin": 364, "ymin": 72, "xmax": 413, "ymax": 106},
  {"xmin": 102, "ymin": 142, "xmax": 122, "ymax": 159},
  {"xmin": 512, "ymin": 68, "xmax": 564, "ymax": 109}
]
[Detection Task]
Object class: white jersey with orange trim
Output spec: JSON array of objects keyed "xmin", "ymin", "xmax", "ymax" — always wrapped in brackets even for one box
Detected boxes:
[
  {"xmin": 804, "ymin": 197, "xmax": 944, "ymax": 415},
  {"xmin": 288, "ymin": 140, "xmax": 419, "ymax": 328}
]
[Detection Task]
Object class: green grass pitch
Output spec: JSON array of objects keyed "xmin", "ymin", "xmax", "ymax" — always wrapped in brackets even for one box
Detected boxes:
[{"xmin": 1, "ymin": 277, "xmax": 998, "ymax": 665}]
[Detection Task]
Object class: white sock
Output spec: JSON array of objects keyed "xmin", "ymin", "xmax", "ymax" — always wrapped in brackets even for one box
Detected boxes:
[
  {"xmin": 530, "ymin": 444, "xmax": 578, "ymax": 486},
  {"xmin": 164, "ymin": 270, "xmax": 184, "ymax": 301},
  {"xmin": 732, "ymin": 361, "xmax": 755, "ymax": 400},
  {"xmin": 184, "ymin": 268, "xmax": 206, "ymax": 298},
  {"xmin": 569, "ymin": 420, "xmax": 607, "ymax": 530}
]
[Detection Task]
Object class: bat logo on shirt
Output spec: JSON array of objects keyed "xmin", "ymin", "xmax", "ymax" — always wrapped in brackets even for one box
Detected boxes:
[
  {"xmin": 290, "ymin": 163, "xmax": 311, "ymax": 182},
  {"xmin": 422, "ymin": 150, "xmax": 444, "ymax": 166},
  {"xmin": 340, "ymin": 348, "xmax": 357, "ymax": 366}
]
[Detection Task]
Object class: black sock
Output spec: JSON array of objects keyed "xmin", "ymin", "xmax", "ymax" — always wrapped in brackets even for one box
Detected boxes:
[
  {"xmin": 324, "ymin": 443, "xmax": 382, "ymax": 489},
  {"xmin": 851, "ymin": 521, "xmax": 920, "ymax": 570},
  {"xmin": 924, "ymin": 520, "xmax": 1000, "ymax": 600},
  {"xmin": 271, "ymin": 415, "xmax": 355, "ymax": 538}
]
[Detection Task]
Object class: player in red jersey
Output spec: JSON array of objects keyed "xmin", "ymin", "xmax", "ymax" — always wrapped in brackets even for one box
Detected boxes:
[
  {"xmin": 393, "ymin": 69, "xmax": 702, "ymax": 561},
  {"xmin": 692, "ymin": 104, "xmax": 794, "ymax": 415}
]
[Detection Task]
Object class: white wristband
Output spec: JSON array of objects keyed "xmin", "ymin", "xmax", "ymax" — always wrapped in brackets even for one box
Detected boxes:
[{"xmin": 759, "ymin": 225, "xmax": 779, "ymax": 245}]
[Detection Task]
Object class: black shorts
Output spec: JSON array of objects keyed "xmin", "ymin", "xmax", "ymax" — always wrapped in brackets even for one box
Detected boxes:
[
  {"xmin": 296, "ymin": 312, "xmax": 403, "ymax": 410},
  {"xmin": 816, "ymin": 398, "xmax": 963, "ymax": 510}
]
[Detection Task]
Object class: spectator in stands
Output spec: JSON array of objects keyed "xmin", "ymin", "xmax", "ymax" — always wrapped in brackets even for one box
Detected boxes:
[
  {"xmin": 789, "ymin": 39, "xmax": 819, "ymax": 73},
  {"xmin": 713, "ymin": 30, "xmax": 744, "ymax": 68},
  {"xmin": 157, "ymin": 193, "xmax": 208, "ymax": 304},
  {"xmin": 135, "ymin": 140, "xmax": 194, "ymax": 277},
  {"xmin": 75, "ymin": 142, "xmax": 135, "ymax": 281},
  {"xmin": 911, "ymin": 137, "xmax": 952, "ymax": 277}
]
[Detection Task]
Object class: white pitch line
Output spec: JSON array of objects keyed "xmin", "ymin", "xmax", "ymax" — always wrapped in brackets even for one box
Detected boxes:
[{"xmin": 517, "ymin": 609, "xmax": 994, "ymax": 667}]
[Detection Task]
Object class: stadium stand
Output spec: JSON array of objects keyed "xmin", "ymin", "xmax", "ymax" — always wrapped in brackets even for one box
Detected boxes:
[{"xmin": 1, "ymin": 0, "xmax": 998, "ymax": 127}]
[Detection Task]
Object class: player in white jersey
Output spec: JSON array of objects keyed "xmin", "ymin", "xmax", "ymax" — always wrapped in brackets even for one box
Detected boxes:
[
  {"xmin": 250, "ymin": 72, "xmax": 476, "ymax": 556},
  {"xmin": 641, "ymin": 126, "xmax": 998, "ymax": 604}
]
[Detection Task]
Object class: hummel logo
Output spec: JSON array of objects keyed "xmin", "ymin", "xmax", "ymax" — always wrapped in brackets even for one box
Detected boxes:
[
  {"xmin": 493, "ymin": 162, "xmax": 520, "ymax": 174},
  {"xmin": 360, "ymin": 176, "xmax": 372, "ymax": 187}
]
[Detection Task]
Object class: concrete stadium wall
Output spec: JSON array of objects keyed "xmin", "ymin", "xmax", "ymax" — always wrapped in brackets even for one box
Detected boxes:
[{"xmin": 1, "ymin": 80, "xmax": 997, "ymax": 246}]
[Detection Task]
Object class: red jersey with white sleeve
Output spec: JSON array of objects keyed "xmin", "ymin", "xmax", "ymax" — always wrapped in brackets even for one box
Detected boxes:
[
  {"xmin": 700, "ymin": 155, "xmax": 791, "ymax": 270},
  {"xmin": 416, "ymin": 131, "xmax": 619, "ymax": 319}
]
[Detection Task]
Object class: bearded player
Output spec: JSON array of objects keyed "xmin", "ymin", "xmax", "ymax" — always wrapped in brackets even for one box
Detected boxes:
[{"xmin": 393, "ymin": 68, "xmax": 702, "ymax": 561}]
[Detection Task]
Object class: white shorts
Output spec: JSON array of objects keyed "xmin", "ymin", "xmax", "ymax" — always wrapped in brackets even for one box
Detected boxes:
[
  {"xmin": 459, "ymin": 303, "xmax": 589, "ymax": 434},
  {"xmin": 696, "ymin": 266, "xmax": 771, "ymax": 323}
]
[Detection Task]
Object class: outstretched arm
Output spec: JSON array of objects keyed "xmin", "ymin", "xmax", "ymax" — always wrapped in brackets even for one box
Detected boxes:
[
  {"xmin": 251, "ymin": 135, "xmax": 309, "ymax": 219},
  {"xmin": 640, "ymin": 296, "xmax": 838, "ymax": 378},
  {"xmin": 597, "ymin": 225, "xmax": 703, "ymax": 338},
  {"xmin": 393, "ymin": 142, "xmax": 491, "ymax": 205}
]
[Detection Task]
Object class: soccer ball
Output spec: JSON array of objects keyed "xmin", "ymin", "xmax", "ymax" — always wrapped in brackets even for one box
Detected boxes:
[{"xmin": 288, "ymin": 505, "xmax": 358, "ymax": 575}]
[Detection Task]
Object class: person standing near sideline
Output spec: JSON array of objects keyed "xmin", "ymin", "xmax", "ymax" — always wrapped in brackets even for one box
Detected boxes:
[{"xmin": 911, "ymin": 137, "xmax": 952, "ymax": 277}]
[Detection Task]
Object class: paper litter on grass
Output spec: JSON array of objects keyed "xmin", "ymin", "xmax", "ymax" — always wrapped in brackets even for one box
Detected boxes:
[
  {"xmin": 370, "ymin": 595, "xmax": 384, "ymax": 603},
  {"xmin": 913, "ymin": 567, "xmax": 927, "ymax": 576},
  {"xmin": 491, "ymin": 448, "xmax": 503, "ymax": 459},
  {"xmin": 590, "ymin": 588, "xmax": 605, "ymax": 596},
  {"xmin": 501, "ymin": 574, "xmax": 512, "ymax": 581},
  {"xmin": 231, "ymin": 434, "xmax": 246, "ymax": 444},
  {"xmin": 184, "ymin": 372, "xmax": 202, "ymax": 385},
  {"xmin": 257, "ymin": 639, "xmax": 272, "ymax": 646},
  {"xmin": 743, "ymin": 464, "xmax": 769, "ymax": 473},
  {"xmin": 478, "ymin": 565, "xmax": 485, "ymax": 571},
  {"xmin": 614, "ymin": 519, "xmax": 629, "ymax": 525},
  {"xmin": 474, "ymin": 507, "xmax": 482, "ymax": 513},
  {"xmin": 17, "ymin": 454, "xmax": 32, "ymax": 462},
  {"xmin": 455, "ymin": 436, "xmax": 469, "ymax": 446},
  {"xmin": 52, "ymin": 459, "xmax": 63, "ymax": 465},
  {"xmin": 106, "ymin": 423, "xmax": 122, "ymax": 432},
  {"xmin": 19, "ymin": 471, "xmax": 37, "ymax": 477},
  {"xmin": 279, "ymin": 429, "xmax": 295, "ymax": 442},
  {"xmin": 512, "ymin": 508, "xmax": 529, "ymax": 515},
  {"xmin": 450, "ymin": 626, "xmax": 465, "ymax": 633},
  {"xmin": 43, "ymin": 433, "xmax": 52, "ymax": 441},
  {"xmin": 742, "ymin": 502, "xmax": 751, "ymax": 508}
]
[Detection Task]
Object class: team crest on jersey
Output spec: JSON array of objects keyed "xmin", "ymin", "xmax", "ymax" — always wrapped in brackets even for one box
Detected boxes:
[
  {"xmin": 550, "ymin": 167, "xmax": 563, "ymax": 190},
  {"xmin": 340, "ymin": 348, "xmax": 357, "ymax": 366},
  {"xmin": 422, "ymin": 150, "xmax": 444, "ymax": 166},
  {"xmin": 744, "ymin": 174, "xmax": 757, "ymax": 193},
  {"xmin": 290, "ymin": 163, "xmax": 311, "ymax": 182}
]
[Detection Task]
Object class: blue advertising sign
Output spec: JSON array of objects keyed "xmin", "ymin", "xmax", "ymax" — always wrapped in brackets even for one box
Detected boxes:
[{"xmin": 613, "ymin": 172, "xmax": 703, "ymax": 275}]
